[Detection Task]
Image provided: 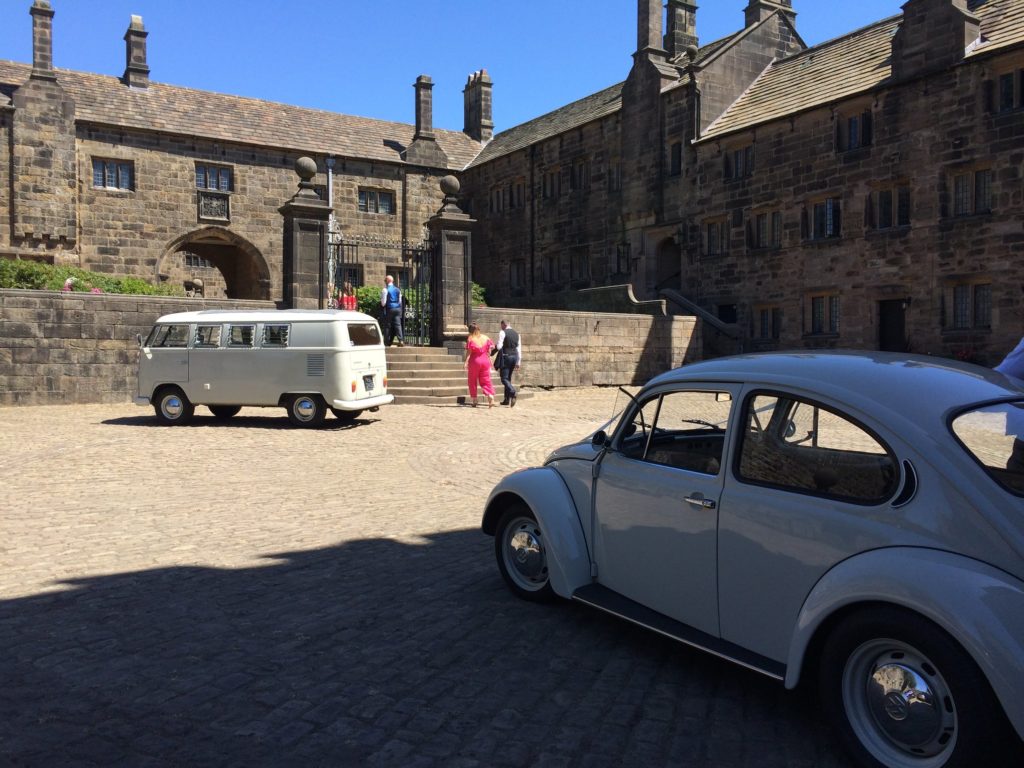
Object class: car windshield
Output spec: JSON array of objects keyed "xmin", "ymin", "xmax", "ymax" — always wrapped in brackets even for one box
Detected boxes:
[{"xmin": 950, "ymin": 400, "xmax": 1024, "ymax": 496}]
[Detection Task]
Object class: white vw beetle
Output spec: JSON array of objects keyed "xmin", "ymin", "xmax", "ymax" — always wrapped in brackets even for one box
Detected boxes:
[{"xmin": 482, "ymin": 352, "xmax": 1024, "ymax": 768}]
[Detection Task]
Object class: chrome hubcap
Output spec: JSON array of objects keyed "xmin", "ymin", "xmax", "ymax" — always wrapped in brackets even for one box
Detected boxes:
[
  {"xmin": 844, "ymin": 639, "xmax": 956, "ymax": 765},
  {"xmin": 294, "ymin": 397, "xmax": 316, "ymax": 421},
  {"xmin": 504, "ymin": 517, "xmax": 548, "ymax": 590},
  {"xmin": 162, "ymin": 395, "xmax": 183, "ymax": 419}
]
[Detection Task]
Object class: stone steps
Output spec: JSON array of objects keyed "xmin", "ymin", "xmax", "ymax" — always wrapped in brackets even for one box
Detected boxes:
[{"xmin": 385, "ymin": 345, "xmax": 529, "ymax": 406}]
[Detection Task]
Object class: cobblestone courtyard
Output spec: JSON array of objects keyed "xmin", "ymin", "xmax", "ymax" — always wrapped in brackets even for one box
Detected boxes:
[{"xmin": 0, "ymin": 389, "xmax": 852, "ymax": 767}]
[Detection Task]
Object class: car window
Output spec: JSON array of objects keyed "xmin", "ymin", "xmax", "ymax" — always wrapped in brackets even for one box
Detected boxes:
[
  {"xmin": 263, "ymin": 324, "xmax": 290, "ymax": 347},
  {"xmin": 618, "ymin": 390, "xmax": 732, "ymax": 475},
  {"xmin": 950, "ymin": 401, "xmax": 1024, "ymax": 496},
  {"xmin": 194, "ymin": 324, "xmax": 221, "ymax": 348},
  {"xmin": 348, "ymin": 323, "xmax": 382, "ymax": 346},
  {"xmin": 738, "ymin": 392, "xmax": 898, "ymax": 503},
  {"xmin": 227, "ymin": 324, "xmax": 255, "ymax": 348},
  {"xmin": 148, "ymin": 324, "xmax": 189, "ymax": 348}
]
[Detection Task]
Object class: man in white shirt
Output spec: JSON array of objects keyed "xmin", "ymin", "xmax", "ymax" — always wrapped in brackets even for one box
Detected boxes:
[{"xmin": 496, "ymin": 319, "xmax": 521, "ymax": 407}]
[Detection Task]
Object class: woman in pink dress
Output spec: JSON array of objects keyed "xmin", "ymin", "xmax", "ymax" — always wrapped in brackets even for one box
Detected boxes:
[{"xmin": 463, "ymin": 322, "xmax": 496, "ymax": 408}]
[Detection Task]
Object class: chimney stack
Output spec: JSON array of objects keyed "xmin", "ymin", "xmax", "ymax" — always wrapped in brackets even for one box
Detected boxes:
[
  {"xmin": 666, "ymin": 0, "xmax": 699, "ymax": 58},
  {"xmin": 29, "ymin": 0, "xmax": 56, "ymax": 81},
  {"xmin": 463, "ymin": 70, "xmax": 493, "ymax": 143},
  {"xmin": 637, "ymin": 0, "xmax": 664, "ymax": 53},
  {"xmin": 414, "ymin": 75, "xmax": 434, "ymax": 140},
  {"xmin": 892, "ymin": 0, "xmax": 980, "ymax": 82},
  {"xmin": 123, "ymin": 15, "xmax": 150, "ymax": 88},
  {"xmin": 744, "ymin": 0, "xmax": 796, "ymax": 28}
]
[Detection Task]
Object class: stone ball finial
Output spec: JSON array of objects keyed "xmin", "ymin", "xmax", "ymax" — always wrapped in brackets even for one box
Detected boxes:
[
  {"xmin": 685, "ymin": 44, "xmax": 699, "ymax": 62},
  {"xmin": 440, "ymin": 175, "xmax": 460, "ymax": 196},
  {"xmin": 295, "ymin": 156, "xmax": 317, "ymax": 182}
]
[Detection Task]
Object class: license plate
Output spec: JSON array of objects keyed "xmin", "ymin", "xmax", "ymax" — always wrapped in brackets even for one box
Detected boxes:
[{"xmin": 363, "ymin": 374, "xmax": 375, "ymax": 391}]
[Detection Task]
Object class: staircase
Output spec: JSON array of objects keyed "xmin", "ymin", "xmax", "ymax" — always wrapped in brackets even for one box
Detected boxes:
[{"xmin": 385, "ymin": 346, "xmax": 467, "ymax": 405}]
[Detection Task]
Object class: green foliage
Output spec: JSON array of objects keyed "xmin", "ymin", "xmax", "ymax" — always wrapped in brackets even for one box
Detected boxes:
[
  {"xmin": 471, "ymin": 282, "xmax": 487, "ymax": 307},
  {"xmin": 0, "ymin": 259, "xmax": 183, "ymax": 296}
]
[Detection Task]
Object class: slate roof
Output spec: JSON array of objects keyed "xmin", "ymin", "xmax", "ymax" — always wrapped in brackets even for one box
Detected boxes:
[
  {"xmin": 0, "ymin": 60, "xmax": 483, "ymax": 171},
  {"xmin": 700, "ymin": 0, "xmax": 1024, "ymax": 142}
]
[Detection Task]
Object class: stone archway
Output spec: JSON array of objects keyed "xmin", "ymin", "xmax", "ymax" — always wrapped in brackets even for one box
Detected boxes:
[
  {"xmin": 158, "ymin": 227, "xmax": 272, "ymax": 301},
  {"xmin": 654, "ymin": 237, "xmax": 682, "ymax": 292}
]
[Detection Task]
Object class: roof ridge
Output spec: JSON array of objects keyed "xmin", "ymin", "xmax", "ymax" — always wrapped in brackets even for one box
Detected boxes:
[{"xmin": 776, "ymin": 14, "xmax": 902, "ymax": 66}]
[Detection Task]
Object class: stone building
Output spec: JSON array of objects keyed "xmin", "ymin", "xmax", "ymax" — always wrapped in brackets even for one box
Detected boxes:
[
  {"xmin": 462, "ymin": 0, "xmax": 1024, "ymax": 363},
  {"xmin": 0, "ymin": 1, "xmax": 485, "ymax": 304}
]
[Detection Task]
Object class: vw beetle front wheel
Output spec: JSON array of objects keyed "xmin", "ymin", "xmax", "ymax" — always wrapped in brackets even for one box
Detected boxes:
[
  {"xmin": 819, "ymin": 607, "xmax": 1017, "ymax": 768},
  {"xmin": 494, "ymin": 505, "xmax": 554, "ymax": 603}
]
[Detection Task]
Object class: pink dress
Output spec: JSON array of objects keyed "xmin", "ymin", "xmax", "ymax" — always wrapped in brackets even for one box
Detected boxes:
[{"xmin": 465, "ymin": 336, "xmax": 496, "ymax": 398}]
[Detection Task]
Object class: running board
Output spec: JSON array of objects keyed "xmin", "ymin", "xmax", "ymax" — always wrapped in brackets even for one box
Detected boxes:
[{"xmin": 572, "ymin": 583, "xmax": 785, "ymax": 681}]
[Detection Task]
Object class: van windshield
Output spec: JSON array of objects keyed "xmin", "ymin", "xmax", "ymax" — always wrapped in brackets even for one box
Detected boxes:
[{"xmin": 349, "ymin": 323, "xmax": 382, "ymax": 346}]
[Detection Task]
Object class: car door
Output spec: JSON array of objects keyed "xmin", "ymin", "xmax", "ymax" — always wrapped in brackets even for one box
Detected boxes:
[
  {"xmin": 592, "ymin": 385, "xmax": 739, "ymax": 638},
  {"xmin": 141, "ymin": 323, "xmax": 190, "ymax": 385}
]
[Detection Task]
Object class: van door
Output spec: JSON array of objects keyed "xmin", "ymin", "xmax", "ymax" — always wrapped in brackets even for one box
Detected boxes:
[{"xmin": 141, "ymin": 323, "xmax": 190, "ymax": 389}]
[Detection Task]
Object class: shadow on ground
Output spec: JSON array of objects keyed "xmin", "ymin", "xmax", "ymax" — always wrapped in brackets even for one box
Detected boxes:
[{"xmin": 0, "ymin": 530, "xmax": 851, "ymax": 768}]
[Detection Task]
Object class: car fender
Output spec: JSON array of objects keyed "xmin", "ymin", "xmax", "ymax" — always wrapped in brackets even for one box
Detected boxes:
[
  {"xmin": 482, "ymin": 467, "xmax": 592, "ymax": 599},
  {"xmin": 785, "ymin": 547, "xmax": 1024, "ymax": 739}
]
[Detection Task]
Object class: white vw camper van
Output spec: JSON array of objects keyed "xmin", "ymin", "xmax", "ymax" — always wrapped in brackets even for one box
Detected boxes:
[{"xmin": 135, "ymin": 309, "xmax": 393, "ymax": 427}]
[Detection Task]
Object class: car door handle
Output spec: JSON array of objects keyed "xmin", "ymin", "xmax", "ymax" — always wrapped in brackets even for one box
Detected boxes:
[{"xmin": 685, "ymin": 495, "xmax": 716, "ymax": 509}]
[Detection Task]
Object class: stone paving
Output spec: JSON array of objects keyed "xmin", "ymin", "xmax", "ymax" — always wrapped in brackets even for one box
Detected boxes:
[{"xmin": 0, "ymin": 389, "xmax": 853, "ymax": 767}]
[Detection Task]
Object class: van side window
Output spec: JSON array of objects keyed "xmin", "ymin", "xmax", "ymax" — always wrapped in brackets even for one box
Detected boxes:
[
  {"xmin": 195, "ymin": 325, "xmax": 222, "ymax": 348},
  {"xmin": 263, "ymin": 324, "xmax": 290, "ymax": 347},
  {"xmin": 149, "ymin": 324, "xmax": 190, "ymax": 348},
  {"xmin": 348, "ymin": 323, "xmax": 382, "ymax": 346},
  {"xmin": 227, "ymin": 325, "xmax": 255, "ymax": 348}
]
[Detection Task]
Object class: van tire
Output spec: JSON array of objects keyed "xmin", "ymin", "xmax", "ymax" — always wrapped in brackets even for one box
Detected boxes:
[
  {"xmin": 209, "ymin": 405, "xmax": 241, "ymax": 419},
  {"xmin": 153, "ymin": 386, "xmax": 194, "ymax": 426},
  {"xmin": 286, "ymin": 394, "xmax": 327, "ymax": 427},
  {"xmin": 331, "ymin": 408, "xmax": 362, "ymax": 423}
]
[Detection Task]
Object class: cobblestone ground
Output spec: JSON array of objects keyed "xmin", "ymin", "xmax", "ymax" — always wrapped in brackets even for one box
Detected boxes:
[{"xmin": 0, "ymin": 389, "xmax": 853, "ymax": 767}]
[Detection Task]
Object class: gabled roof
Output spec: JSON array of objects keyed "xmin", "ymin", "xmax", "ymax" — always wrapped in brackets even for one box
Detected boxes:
[
  {"xmin": 700, "ymin": 0, "xmax": 1024, "ymax": 143},
  {"xmin": 0, "ymin": 60, "xmax": 483, "ymax": 170}
]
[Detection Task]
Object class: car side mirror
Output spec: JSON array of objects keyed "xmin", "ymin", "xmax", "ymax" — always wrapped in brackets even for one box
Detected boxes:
[
  {"xmin": 591, "ymin": 430, "xmax": 608, "ymax": 448},
  {"xmin": 136, "ymin": 333, "xmax": 143, "ymax": 348}
]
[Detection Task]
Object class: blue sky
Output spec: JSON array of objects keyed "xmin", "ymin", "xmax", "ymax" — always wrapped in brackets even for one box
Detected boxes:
[{"xmin": 0, "ymin": 1, "xmax": 905, "ymax": 135}]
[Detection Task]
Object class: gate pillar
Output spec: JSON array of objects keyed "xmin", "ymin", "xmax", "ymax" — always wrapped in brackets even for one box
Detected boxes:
[
  {"xmin": 280, "ymin": 156, "xmax": 333, "ymax": 309},
  {"xmin": 426, "ymin": 175, "xmax": 476, "ymax": 347}
]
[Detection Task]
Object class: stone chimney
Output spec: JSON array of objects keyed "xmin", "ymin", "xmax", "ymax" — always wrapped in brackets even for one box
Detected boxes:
[
  {"xmin": 892, "ymin": 0, "xmax": 980, "ymax": 82},
  {"xmin": 30, "ymin": 0, "xmax": 56, "ymax": 81},
  {"xmin": 637, "ymin": 0, "xmax": 664, "ymax": 54},
  {"xmin": 463, "ymin": 70, "xmax": 493, "ymax": 143},
  {"xmin": 744, "ymin": 0, "xmax": 796, "ymax": 28},
  {"xmin": 666, "ymin": 0, "xmax": 699, "ymax": 59},
  {"xmin": 123, "ymin": 15, "xmax": 150, "ymax": 88},
  {"xmin": 414, "ymin": 74, "xmax": 434, "ymax": 140}
]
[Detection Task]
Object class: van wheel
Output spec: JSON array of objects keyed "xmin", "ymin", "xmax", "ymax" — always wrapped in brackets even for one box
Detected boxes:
[
  {"xmin": 331, "ymin": 408, "xmax": 362, "ymax": 422},
  {"xmin": 209, "ymin": 405, "xmax": 241, "ymax": 419},
  {"xmin": 286, "ymin": 394, "xmax": 326, "ymax": 427},
  {"xmin": 153, "ymin": 386, "xmax": 194, "ymax": 426}
]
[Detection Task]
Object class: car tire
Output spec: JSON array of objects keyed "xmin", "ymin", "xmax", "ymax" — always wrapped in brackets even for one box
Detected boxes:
[
  {"xmin": 209, "ymin": 405, "xmax": 241, "ymax": 420},
  {"xmin": 494, "ymin": 505, "xmax": 555, "ymax": 603},
  {"xmin": 819, "ymin": 606, "xmax": 1018, "ymax": 768},
  {"xmin": 330, "ymin": 408, "xmax": 362, "ymax": 422},
  {"xmin": 286, "ymin": 394, "xmax": 327, "ymax": 427},
  {"xmin": 153, "ymin": 386, "xmax": 194, "ymax": 426}
]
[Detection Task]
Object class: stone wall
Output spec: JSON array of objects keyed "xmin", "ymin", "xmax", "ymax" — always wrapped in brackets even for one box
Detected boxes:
[
  {"xmin": 467, "ymin": 307, "xmax": 700, "ymax": 387},
  {"xmin": 0, "ymin": 290, "xmax": 270, "ymax": 406}
]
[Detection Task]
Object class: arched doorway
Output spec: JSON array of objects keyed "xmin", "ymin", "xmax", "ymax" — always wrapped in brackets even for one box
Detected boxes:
[
  {"xmin": 655, "ymin": 237, "xmax": 682, "ymax": 292},
  {"xmin": 158, "ymin": 227, "xmax": 271, "ymax": 301}
]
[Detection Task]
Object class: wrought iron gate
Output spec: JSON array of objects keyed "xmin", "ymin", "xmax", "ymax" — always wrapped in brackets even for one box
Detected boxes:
[{"xmin": 328, "ymin": 236, "xmax": 436, "ymax": 346}]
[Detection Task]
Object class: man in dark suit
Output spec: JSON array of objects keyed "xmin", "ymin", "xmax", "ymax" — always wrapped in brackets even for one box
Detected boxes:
[{"xmin": 497, "ymin": 319, "xmax": 521, "ymax": 406}]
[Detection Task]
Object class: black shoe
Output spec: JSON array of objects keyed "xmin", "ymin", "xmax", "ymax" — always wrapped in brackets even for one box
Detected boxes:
[
  {"xmin": 500, "ymin": 399, "xmax": 509, "ymax": 406},
  {"xmin": 510, "ymin": 395, "xmax": 517, "ymax": 408}
]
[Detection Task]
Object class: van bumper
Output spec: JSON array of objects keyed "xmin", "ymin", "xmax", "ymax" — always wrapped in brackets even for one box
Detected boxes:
[
  {"xmin": 134, "ymin": 396, "xmax": 151, "ymax": 406},
  {"xmin": 332, "ymin": 394, "xmax": 394, "ymax": 411}
]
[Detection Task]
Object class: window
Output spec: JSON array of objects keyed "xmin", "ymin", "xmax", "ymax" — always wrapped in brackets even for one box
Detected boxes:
[
  {"xmin": 951, "ymin": 402, "xmax": 1024, "ymax": 496},
  {"xmin": 738, "ymin": 392, "xmax": 898, "ymax": 503},
  {"xmin": 946, "ymin": 281, "xmax": 992, "ymax": 330},
  {"xmin": 510, "ymin": 260, "xmax": 526, "ymax": 291},
  {"xmin": 807, "ymin": 293, "xmax": 840, "ymax": 335},
  {"xmin": 146, "ymin": 324, "xmax": 189, "ymax": 348},
  {"xmin": 951, "ymin": 169, "xmax": 992, "ymax": 216},
  {"xmin": 705, "ymin": 219, "xmax": 729, "ymax": 256},
  {"xmin": 543, "ymin": 256, "xmax": 557, "ymax": 284},
  {"xmin": 358, "ymin": 189, "xmax": 395, "ymax": 214},
  {"xmin": 753, "ymin": 211, "xmax": 782, "ymax": 248},
  {"xmin": 836, "ymin": 108, "xmax": 873, "ymax": 152},
  {"xmin": 571, "ymin": 158, "xmax": 590, "ymax": 191},
  {"xmin": 543, "ymin": 168, "xmax": 560, "ymax": 198},
  {"xmin": 616, "ymin": 242, "xmax": 632, "ymax": 274},
  {"xmin": 185, "ymin": 253, "xmax": 214, "ymax": 269},
  {"xmin": 512, "ymin": 180, "xmax": 525, "ymax": 210},
  {"xmin": 756, "ymin": 307, "xmax": 781, "ymax": 340},
  {"xmin": 92, "ymin": 159, "xmax": 133, "ymax": 191},
  {"xmin": 195, "ymin": 164, "xmax": 232, "ymax": 191},
  {"xmin": 227, "ymin": 324, "xmax": 255, "ymax": 348},
  {"xmin": 263, "ymin": 324, "xmax": 290, "ymax": 347},
  {"xmin": 618, "ymin": 390, "xmax": 733, "ymax": 474},
  {"xmin": 870, "ymin": 185, "xmax": 911, "ymax": 229},
  {"xmin": 194, "ymin": 325, "xmax": 221, "ymax": 348},
  {"xmin": 988, "ymin": 69, "xmax": 1024, "ymax": 113},
  {"xmin": 570, "ymin": 248, "xmax": 590, "ymax": 282},
  {"xmin": 608, "ymin": 163, "xmax": 622, "ymax": 192},
  {"xmin": 669, "ymin": 142, "xmax": 682, "ymax": 176},
  {"xmin": 812, "ymin": 198, "xmax": 842, "ymax": 240},
  {"xmin": 724, "ymin": 145, "xmax": 754, "ymax": 180},
  {"xmin": 348, "ymin": 323, "xmax": 382, "ymax": 346},
  {"xmin": 490, "ymin": 186, "xmax": 503, "ymax": 213}
]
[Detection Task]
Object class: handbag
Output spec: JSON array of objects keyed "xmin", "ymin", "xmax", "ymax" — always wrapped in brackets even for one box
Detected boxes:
[{"xmin": 493, "ymin": 349, "xmax": 504, "ymax": 370}]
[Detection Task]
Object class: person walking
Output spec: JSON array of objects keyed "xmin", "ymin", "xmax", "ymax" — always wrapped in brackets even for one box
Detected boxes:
[
  {"xmin": 463, "ymin": 322, "xmax": 496, "ymax": 408},
  {"xmin": 496, "ymin": 319, "xmax": 522, "ymax": 407},
  {"xmin": 380, "ymin": 275, "xmax": 404, "ymax": 347}
]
